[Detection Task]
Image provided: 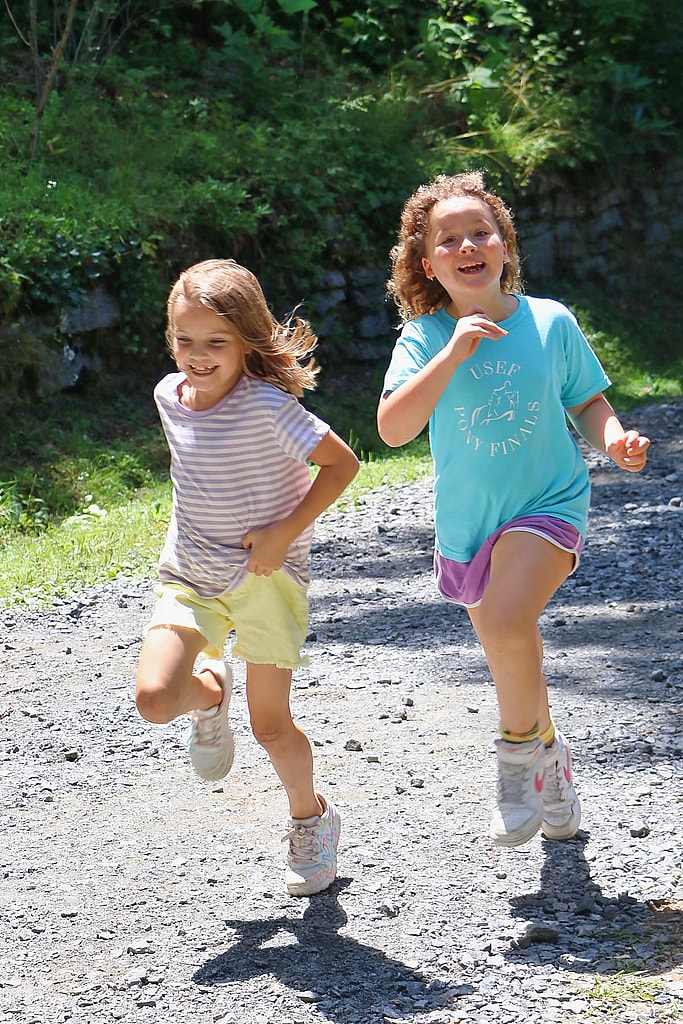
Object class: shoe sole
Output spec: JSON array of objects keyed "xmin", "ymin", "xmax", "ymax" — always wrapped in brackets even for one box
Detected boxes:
[
  {"xmin": 541, "ymin": 806, "xmax": 581, "ymax": 841},
  {"xmin": 191, "ymin": 730, "xmax": 235, "ymax": 781},
  {"xmin": 491, "ymin": 807, "xmax": 544, "ymax": 848},
  {"xmin": 286, "ymin": 871, "xmax": 336, "ymax": 897}
]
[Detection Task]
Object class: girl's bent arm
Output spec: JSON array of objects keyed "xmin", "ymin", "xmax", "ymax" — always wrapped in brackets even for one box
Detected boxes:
[
  {"xmin": 377, "ymin": 312, "xmax": 507, "ymax": 447},
  {"xmin": 290, "ymin": 430, "xmax": 360, "ymax": 532},
  {"xmin": 241, "ymin": 431, "xmax": 359, "ymax": 575},
  {"xmin": 377, "ymin": 348, "xmax": 462, "ymax": 447},
  {"xmin": 568, "ymin": 393, "xmax": 650, "ymax": 473}
]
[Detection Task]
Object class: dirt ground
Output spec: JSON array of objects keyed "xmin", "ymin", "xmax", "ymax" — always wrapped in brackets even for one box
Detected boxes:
[{"xmin": 1, "ymin": 398, "xmax": 682, "ymax": 1024}]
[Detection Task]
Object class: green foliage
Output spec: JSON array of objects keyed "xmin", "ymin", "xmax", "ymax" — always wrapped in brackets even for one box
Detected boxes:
[
  {"xmin": 0, "ymin": 42, "xmax": 425, "ymax": 364},
  {"xmin": 2, "ymin": 204, "xmax": 138, "ymax": 316},
  {"xmin": 0, "ymin": 480, "xmax": 50, "ymax": 534},
  {"xmin": 317, "ymin": 0, "xmax": 427, "ymax": 69},
  {"xmin": 0, "ymin": 0, "xmax": 681, "ymax": 410},
  {"xmin": 402, "ymin": 0, "xmax": 682, "ymax": 180}
]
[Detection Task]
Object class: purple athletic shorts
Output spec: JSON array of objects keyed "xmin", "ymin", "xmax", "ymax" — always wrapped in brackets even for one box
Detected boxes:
[{"xmin": 434, "ymin": 515, "xmax": 583, "ymax": 608}]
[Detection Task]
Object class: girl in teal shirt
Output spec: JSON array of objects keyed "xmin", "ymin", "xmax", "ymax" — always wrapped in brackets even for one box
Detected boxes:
[{"xmin": 378, "ymin": 171, "xmax": 650, "ymax": 849}]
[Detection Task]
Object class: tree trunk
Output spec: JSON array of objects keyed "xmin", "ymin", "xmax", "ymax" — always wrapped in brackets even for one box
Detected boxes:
[{"xmin": 29, "ymin": 0, "xmax": 79, "ymax": 161}]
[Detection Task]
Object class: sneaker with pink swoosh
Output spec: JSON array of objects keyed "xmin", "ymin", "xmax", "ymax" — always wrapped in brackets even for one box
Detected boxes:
[
  {"xmin": 542, "ymin": 732, "xmax": 582, "ymax": 840},
  {"xmin": 490, "ymin": 737, "xmax": 545, "ymax": 847}
]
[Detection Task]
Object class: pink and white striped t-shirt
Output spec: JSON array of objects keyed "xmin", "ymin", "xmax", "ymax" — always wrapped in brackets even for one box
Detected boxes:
[{"xmin": 154, "ymin": 372, "xmax": 330, "ymax": 597}]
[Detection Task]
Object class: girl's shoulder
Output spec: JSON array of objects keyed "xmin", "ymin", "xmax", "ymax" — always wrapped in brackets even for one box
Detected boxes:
[
  {"xmin": 153, "ymin": 371, "xmax": 184, "ymax": 404},
  {"xmin": 515, "ymin": 294, "xmax": 584, "ymax": 337},
  {"xmin": 413, "ymin": 305, "xmax": 454, "ymax": 328},
  {"xmin": 521, "ymin": 294, "xmax": 576, "ymax": 321},
  {"xmin": 400, "ymin": 306, "xmax": 454, "ymax": 342},
  {"xmin": 154, "ymin": 370, "xmax": 183, "ymax": 389},
  {"xmin": 241, "ymin": 374, "xmax": 299, "ymax": 408}
]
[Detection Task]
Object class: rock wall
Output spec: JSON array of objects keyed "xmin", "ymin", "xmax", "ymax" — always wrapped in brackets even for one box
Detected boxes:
[{"xmin": 514, "ymin": 158, "xmax": 683, "ymax": 284}]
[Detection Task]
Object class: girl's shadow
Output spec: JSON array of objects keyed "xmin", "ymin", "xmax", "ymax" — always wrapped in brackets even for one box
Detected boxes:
[
  {"xmin": 506, "ymin": 832, "xmax": 682, "ymax": 976},
  {"xmin": 192, "ymin": 878, "xmax": 467, "ymax": 1019}
]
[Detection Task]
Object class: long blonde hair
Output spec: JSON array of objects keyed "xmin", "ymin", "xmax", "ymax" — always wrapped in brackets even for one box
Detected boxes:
[
  {"xmin": 388, "ymin": 170, "xmax": 523, "ymax": 322},
  {"xmin": 166, "ymin": 259, "xmax": 319, "ymax": 396}
]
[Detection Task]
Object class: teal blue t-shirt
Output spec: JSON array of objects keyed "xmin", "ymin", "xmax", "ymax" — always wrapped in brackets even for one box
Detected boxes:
[{"xmin": 381, "ymin": 295, "xmax": 611, "ymax": 562}]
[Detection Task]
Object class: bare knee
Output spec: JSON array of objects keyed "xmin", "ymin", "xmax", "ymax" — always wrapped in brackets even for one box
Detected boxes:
[
  {"xmin": 475, "ymin": 602, "xmax": 535, "ymax": 652},
  {"xmin": 251, "ymin": 718, "xmax": 293, "ymax": 751},
  {"xmin": 135, "ymin": 673, "xmax": 180, "ymax": 725},
  {"xmin": 135, "ymin": 625, "xmax": 205, "ymax": 724}
]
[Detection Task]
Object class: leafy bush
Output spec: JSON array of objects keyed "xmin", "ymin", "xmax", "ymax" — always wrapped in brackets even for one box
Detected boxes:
[{"xmin": 0, "ymin": 44, "xmax": 425, "ymax": 366}]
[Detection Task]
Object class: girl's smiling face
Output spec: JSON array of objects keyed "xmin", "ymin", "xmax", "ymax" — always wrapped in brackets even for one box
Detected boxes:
[
  {"xmin": 170, "ymin": 298, "xmax": 245, "ymax": 410},
  {"xmin": 422, "ymin": 196, "xmax": 509, "ymax": 316}
]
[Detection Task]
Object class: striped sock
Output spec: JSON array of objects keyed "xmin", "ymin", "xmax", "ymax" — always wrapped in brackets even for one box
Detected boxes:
[
  {"xmin": 539, "ymin": 720, "xmax": 556, "ymax": 748},
  {"xmin": 499, "ymin": 721, "xmax": 540, "ymax": 744}
]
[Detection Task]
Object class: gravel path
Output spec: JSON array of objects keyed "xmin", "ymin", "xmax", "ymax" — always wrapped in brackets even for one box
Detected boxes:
[{"xmin": 1, "ymin": 399, "xmax": 682, "ymax": 1024}]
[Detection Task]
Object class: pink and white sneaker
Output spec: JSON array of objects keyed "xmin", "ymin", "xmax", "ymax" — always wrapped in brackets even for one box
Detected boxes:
[
  {"xmin": 283, "ymin": 795, "xmax": 340, "ymax": 896},
  {"xmin": 542, "ymin": 731, "xmax": 582, "ymax": 840},
  {"xmin": 490, "ymin": 737, "xmax": 545, "ymax": 847}
]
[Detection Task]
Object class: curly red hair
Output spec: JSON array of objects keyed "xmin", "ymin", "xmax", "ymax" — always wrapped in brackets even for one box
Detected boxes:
[{"xmin": 388, "ymin": 171, "xmax": 523, "ymax": 322}]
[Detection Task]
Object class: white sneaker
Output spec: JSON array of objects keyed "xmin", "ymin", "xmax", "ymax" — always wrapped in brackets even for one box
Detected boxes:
[
  {"xmin": 186, "ymin": 659, "xmax": 235, "ymax": 781},
  {"xmin": 490, "ymin": 737, "xmax": 544, "ymax": 847},
  {"xmin": 283, "ymin": 796, "xmax": 340, "ymax": 897},
  {"xmin": 542, "ymin": 732, "xmax": 581, "ymax": 840}
]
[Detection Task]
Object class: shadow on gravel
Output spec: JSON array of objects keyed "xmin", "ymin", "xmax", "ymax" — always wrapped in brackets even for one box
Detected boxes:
[
  {"xmin": 505, "ymin": 834, "xmax": 683, "ymax": 977},
  {"xmin": 192, "ymin": 879, "xmax": 460, "ymax": 1018}
]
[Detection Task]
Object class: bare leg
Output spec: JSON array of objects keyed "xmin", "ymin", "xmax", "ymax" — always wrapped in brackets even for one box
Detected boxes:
[
  {"xmin": 468, "ymin": 532, "xmax": 574, "ymax": 735},
  {"xmin": 135, "ymin": 625, "xmax": 223, "ymax": 723},
  {"xmin": 246, "ymin": 662, "xmax": 322, "ymax": 821}
]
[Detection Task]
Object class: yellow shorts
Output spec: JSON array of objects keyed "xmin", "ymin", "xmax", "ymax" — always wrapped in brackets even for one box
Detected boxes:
[{"xmin": 146, "ymin": 570, "xmax": 309, "ymax": 670}]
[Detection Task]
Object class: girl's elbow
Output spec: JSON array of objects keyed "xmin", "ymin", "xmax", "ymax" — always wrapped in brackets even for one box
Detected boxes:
[
  {"xmin": 377, "ymin": 415, "xmax": 412, "ymax": 448},
  {"xmin": 346, "ymin": 450, "xmax": 360, "ymax": 480},
  {"xmin": 377, "ymin": 411, "xmax": 402, "ymax": 448},
  {"xmin": 332, "ymin": 448, "xmax": 359, "ymax": 490},
  {"xmin": 378, "ymin": 428, "xmax": 405, "ymax": 448}
]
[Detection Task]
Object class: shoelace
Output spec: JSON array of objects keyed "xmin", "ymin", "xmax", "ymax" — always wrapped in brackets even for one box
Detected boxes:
[
  {"xmin": 496, "ymin": 760, "xmax": 531, "ymax": 803},
  {"xmin": 282, "ymin": 822, "xmax": 321, "ymax": 866},
  {"xmin": 543, "ymin": 756, "xmax": 570, "ymax": 808},
  {"xmin": 190, "ymin": 706, "xmax": 223, "ymax": 746}
]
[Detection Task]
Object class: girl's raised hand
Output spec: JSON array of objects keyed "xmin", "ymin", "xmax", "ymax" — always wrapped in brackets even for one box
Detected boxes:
[
  {"xmin": 448, "ymin": 309, "xmax": 508, "ymax": 362},
  {"xmin": 606, "ymin": 430, "xmax": 650, "ymax": 473}
]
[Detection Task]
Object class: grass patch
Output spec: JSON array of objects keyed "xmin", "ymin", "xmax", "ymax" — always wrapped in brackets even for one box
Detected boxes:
[
  {"xmin": 0, "ymin": 486, "xmax": 171, "ymax": 607},
  {"xmin": 336, "ymin": 436, "xmax": 431, "ymax": 509},
  {"xmin": 588, "ymin": 972, "xmax": 664, "ymax": 1004},
  {"xmin": 585, "ymin": 971, "xmax": 680, "ymax": 1020}
]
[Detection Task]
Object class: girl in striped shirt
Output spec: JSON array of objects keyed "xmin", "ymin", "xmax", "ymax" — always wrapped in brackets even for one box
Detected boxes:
[{"xmin": 135, "ymin": 259, "xmax": 358, "ymax": 896}]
